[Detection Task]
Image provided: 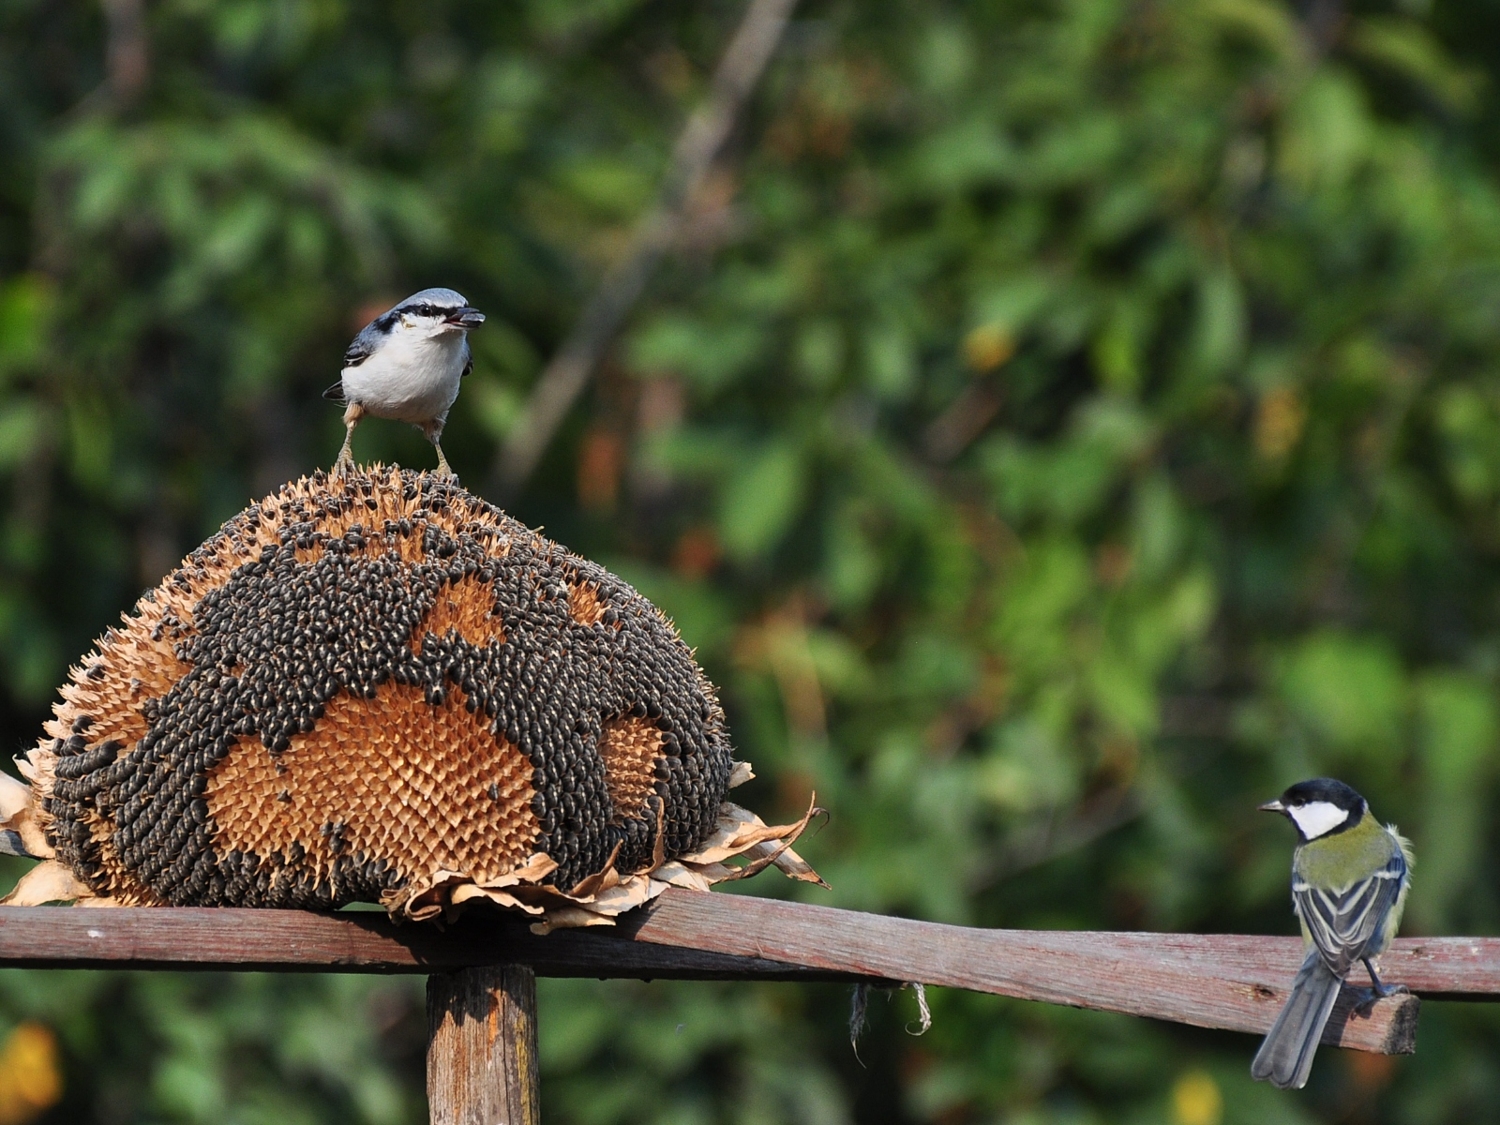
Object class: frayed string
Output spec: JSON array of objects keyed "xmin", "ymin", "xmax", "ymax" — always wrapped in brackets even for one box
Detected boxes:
[
  {"xmin": 848, "ymin": 982, "xmax": 870, "ymax": 1065},
  {"xmin": 849, "ymin": 981, "xmax": 930, "ymax": 1062},
  {"xmin": 905, "ymin": 982, "xmax": 930, "ymax": 1036}
]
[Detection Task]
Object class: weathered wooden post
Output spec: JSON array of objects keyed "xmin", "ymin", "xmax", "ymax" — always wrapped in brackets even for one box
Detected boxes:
[{"xmin": 427, "ymin": 965, "xmax": 540, "ymax": 1125}]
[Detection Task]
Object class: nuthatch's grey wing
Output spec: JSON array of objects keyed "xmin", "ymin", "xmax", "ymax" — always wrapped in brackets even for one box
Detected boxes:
[
  {"xmin": 326, "ymin": 314, "xmax": 396, "ymax": 402},
  {"xmin": 460, "ymin": 337, "xmax": 473, "ymax": 379},
  {"xmin": 342, "ymin": 318, "xmax": 388, "ymax": 369},
  {"xmin": 1293, "ymin": 849, "xmax": 1407, "ymax": 975}
]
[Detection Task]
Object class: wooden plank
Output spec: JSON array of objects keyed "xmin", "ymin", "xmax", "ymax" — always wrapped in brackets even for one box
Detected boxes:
[
  {"xmin": 427, "ymin": 965, "xmax": 539, "ymax": 1125},
  {"xmin": 1377, "ymin": 938, "xmax": 1500, "ymax": 1002},
  {"xmin": 0, "ymin": 894, "xmax": 1491, "ymax": 1054},
  {"xmin": 626, "ymin": 894, "xmax": 1427, "ymax": 1054},
  {"xmin": 0, "ymin": 903, "xmax": 870, "ymax": 981}
]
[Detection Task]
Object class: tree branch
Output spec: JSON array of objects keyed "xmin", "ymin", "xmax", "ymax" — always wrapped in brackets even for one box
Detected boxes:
[
  {"xmin": 101, "ymin": 0, "xmax": 149, "ymax": 106},
  {"xmin": 493, "ymin": 0, "xmax": 801, "ymax": 497}
]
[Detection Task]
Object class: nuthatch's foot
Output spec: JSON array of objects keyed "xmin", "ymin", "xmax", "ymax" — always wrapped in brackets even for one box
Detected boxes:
[
  {"xmin": 333, "ymin": 403, "xmax": 364, "ymax": 477},
  {"xmin": 417, "ymin": 414, "xmax": 454, "ymax": 477}
]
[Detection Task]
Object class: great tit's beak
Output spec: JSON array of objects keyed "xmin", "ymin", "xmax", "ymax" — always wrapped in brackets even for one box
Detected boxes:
[
  {"xmin": 1258, "ymin": 799, "xmax": 1285, "ymax": 813},
  {"xmin": 445, "ymin": 307, "xmax": 485, "ymax": 329}
]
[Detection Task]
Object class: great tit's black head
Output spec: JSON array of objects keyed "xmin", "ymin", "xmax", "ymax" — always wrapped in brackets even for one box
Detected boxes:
[
  {"xmin": 1259, "ymin": 777, "xmax": 1367, "ymax": 841},
  {"xmin": 387, "ymin": 288, "xmax": 485, "ymax": 334}
]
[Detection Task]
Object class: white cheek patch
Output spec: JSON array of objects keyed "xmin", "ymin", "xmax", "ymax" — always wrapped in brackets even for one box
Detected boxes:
[{"xmin": 1288, "ymin": 801, "xmax": 1349, "ymax": 839}]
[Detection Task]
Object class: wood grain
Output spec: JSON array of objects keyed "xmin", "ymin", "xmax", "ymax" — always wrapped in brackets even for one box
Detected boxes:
[
  {"xmin": 0, "ymin": 902, "xmax": 873, "ymax": 981},
  {"xmin": 0, "ymin": 891, "xmax": 1488, "ymax": 1054},
  {"xmin": 625, "ymin": 894, "xmax": 1428, "ymax": 1053},
  {"xmin": 427, "ymin": 965, "xmax": 539, "ymax": 1125}
]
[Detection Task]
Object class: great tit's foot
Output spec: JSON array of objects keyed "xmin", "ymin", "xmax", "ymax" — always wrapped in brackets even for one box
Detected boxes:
[
  {"xmin": 1361, "ymin": 958, "xmax": 1408, "ymax": 1001},
  {"xmin": 1351, "ymin": 986, "xmax": 1408, "ymax": 1015},
  {"xmin": 1352, "ymin": 978, "xmax": 1409, "ymax": 1015}
]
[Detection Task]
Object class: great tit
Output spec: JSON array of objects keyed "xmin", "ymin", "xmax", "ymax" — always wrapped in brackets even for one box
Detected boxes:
[{"xmin": 1251, "ymin": 778, "xmax": 1413, "ymax": 1090}]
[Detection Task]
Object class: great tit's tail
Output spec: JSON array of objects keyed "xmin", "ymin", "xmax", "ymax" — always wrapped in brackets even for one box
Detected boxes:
[{"xmin": 1251, "ymin": 951, "xmax": 1343, "ymax": 1089}]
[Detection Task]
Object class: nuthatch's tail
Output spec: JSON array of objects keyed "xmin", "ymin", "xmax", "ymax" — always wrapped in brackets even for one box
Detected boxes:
[{"xmin": 1251, "ymin": 951, "xmax": 1342, "ymax": 1089}]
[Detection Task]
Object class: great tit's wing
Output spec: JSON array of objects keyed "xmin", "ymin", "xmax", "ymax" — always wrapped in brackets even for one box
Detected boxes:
[{"xmin": 1293, "ymin": 849, "xmax": 1407, "ymax": 975}]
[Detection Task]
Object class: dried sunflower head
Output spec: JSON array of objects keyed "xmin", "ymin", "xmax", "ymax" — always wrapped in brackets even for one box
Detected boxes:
[{"xmin": 6, "ymin": 467, "xmax": 819, "ymax": 924}]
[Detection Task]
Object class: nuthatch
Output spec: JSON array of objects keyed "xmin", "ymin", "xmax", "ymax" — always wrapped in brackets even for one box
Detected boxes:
[{"xmin": 324, "ymin": 288, "xmax": 484, "ymax": 476}]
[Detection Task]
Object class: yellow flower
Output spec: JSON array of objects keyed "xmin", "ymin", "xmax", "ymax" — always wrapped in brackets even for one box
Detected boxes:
[
  {"xmin": 1254, "ymin": 385, "xmax": 1306, "ymax": 461},
  {"xmin": 963, "ymin": 325, "xmax": 1016, "ymax": 373},
  {"xmin": 0, "ymin": 1023, "xmax": 62, "ymax": 1125},
  {"xmin": 1171, "ymin": 1069, "xmax": 1222, "ymax": 1125}
]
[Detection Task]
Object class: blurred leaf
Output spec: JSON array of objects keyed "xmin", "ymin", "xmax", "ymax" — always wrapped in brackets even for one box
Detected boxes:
[
  {"xmin": 718, "ymin": 441, "xmax": 805, "ymax": 562},
  {"xmin": 1280, "ymin": 632, "xmax": 1405, "ymax": 754},
  {"xmin": 1413, "ymin": 672, "xmax": 1497, "ymax": 928},
  {"xmin": 1351, "ymin": 17, "xmax": 1484, "ymax": 112},
  {"xmin": 0, "ymin": 277, "xmax": 54, "ymax": 382},
  {"xmin": 1278, "ymin": 71, "xmax": 1372, "ymax": 193},
  {"xmin": 0, "ymin": 402, "xmax": 47, "ymax": 473},
  {"xmin": 627, "ymin": 315, "xmax": 765, "ymax": 391}
]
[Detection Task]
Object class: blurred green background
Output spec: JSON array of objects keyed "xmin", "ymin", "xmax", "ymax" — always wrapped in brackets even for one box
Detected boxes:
[{"xmin": 2, "ymin": 0, "xmax": 1500, "ymax": 1121}]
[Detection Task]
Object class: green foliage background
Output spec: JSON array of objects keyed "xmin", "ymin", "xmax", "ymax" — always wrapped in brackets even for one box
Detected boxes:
[{"xmin": 2, "ymin": 0, "xmax": 1500, "ymax": 1121}]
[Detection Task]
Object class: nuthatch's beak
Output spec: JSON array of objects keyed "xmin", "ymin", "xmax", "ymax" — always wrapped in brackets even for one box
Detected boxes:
[
  {"xmin": 445, "ymin": 307, "xmax": 485, "ymax": 330},
  {"xmin": 1258, "ymin": 799, "xmax": 1285, "ymax": 813}
]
